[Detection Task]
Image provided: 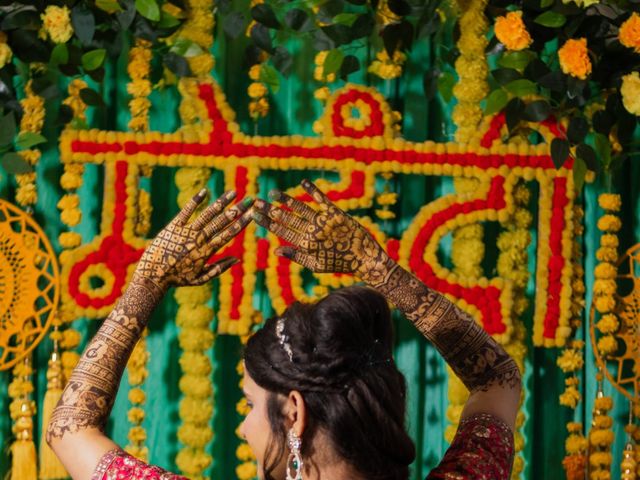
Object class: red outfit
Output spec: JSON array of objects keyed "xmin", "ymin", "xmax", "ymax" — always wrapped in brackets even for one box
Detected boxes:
[{"xmin": 92, "ymin": 413, "xmax": 513, "ymax": 480}]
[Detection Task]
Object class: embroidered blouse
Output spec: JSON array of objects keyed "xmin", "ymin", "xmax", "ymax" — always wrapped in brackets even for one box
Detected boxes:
[{"xmin": 91, "ymin": 413, "xmax": 513, "ymax": 480}]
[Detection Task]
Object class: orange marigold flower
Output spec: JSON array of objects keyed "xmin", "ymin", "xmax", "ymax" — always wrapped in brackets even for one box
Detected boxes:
[
  {"xmin": 619, "ymin": 13, "xmax": 640, "ymax": 53},
  {"xmin": 558, "ymin": 38, "xmax": 592, "ymax": 80},
  {"xmin": 494, "ymin": 11, "xmax": 532, "ymax": 51}
]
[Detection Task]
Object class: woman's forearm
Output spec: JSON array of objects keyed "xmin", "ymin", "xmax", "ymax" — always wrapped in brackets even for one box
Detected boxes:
[
  {"xmin": 46, "ymin": 276, "xmax": 164, "ymax": 442},
  {"xmin": 361, "ymin": 257, "xmax": 521, "ymax": 394}
]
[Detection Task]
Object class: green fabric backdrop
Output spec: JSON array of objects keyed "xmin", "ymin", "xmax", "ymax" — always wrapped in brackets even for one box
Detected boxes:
[{"xmin": 0, "ymin": 23, "xmax": 638, "ymax": 480}]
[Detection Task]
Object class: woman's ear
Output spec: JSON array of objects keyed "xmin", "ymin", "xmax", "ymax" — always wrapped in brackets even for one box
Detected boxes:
[{"xmin": 285, "ymin": 390, "xmax": 306, "ymax": 437}]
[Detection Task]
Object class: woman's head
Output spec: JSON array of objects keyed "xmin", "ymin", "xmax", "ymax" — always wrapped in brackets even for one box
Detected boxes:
[{"xmin": 242, "ymin": 286, "xmax": 415, "ymax": 480}]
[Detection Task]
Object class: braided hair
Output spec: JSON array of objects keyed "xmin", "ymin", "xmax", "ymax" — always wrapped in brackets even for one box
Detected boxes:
[{"xmin": 244, "ymin": 286, "xmax": 416, "ymax": 480}]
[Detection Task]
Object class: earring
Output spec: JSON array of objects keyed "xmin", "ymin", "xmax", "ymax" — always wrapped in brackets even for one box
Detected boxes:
[{"xmin": 286, "ymin": 429, "xmax": 303, "ymax": 480}]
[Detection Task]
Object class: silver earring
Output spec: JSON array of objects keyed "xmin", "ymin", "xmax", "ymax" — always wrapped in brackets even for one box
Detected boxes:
[{"xmin": 286, "ymin": 429, "xmax": 303, "ymax": 480}]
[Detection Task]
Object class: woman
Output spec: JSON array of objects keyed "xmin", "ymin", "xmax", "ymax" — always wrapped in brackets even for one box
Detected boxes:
[{"xmin": 48, "ymin": 181, "xmax": 520, "ymax": 480}]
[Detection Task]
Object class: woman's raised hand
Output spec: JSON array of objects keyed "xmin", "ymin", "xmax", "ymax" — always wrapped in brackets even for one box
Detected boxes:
[
  {"xmin": 253, "ymin": 179, "xmax": 392, "ymax": 282},
  {"xmin": 133, "ymin": 189, "xmax": 253, "ymax": 291}
]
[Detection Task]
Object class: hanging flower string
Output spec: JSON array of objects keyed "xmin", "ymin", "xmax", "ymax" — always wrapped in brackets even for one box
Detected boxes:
[
  {"xmin": 452, "ymin": 0, "xmax": 489, "ymax": 143},
  {"xmin": 594, "ymin": 193, "xmax": 622, "ymax": 357},
  {"xmin": 125, "ymin": 329, "xmax": 150, "ymax": 461},
  {"xmin": 588, "ymin": 373, "xmax": 615, "ymax": 478},
  {"xmin": 369, "ymin": 0, "xmax": 406, "ymax": 81},
  {"xmin": 558, "ymin": 205, "xmax": 587, "ymax": 480},
  {"xmin": 236, "ymin": 331, "xmax": 258, "ymax": 480},
  {"xmin": 375, "ymin": 172, "xmax": 397, "ymax": 221},
  {"xmin": 247, "ymin": 0, "xmax": 270, "ymax": 122},
  {"xmin": 14, "ymin": 80, "xmax": 45, "ymax": 209}
]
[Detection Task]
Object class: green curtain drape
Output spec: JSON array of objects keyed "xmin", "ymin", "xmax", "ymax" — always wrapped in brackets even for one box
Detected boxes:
[{"xmin": 0, "ymin": 18, "xmax": 638, "ymax": 480}]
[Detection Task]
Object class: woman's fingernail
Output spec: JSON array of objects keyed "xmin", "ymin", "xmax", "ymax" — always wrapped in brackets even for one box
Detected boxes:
[
  {"xmin": 197, "ymin": 188, "xmax": 207, "ymax": 199},
  {"xmin": 243, "ymin": 197, "xmax": 254, "ymax": 207}
]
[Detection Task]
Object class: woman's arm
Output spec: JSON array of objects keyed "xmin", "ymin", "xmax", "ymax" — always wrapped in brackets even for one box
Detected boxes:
[
  {"xmin": 253, "ymin": 180, "xmax": 521, "ymax": 430},
  {"xmin": 47, "ymin": 189, "xmax": 253, "ymax": 480}
]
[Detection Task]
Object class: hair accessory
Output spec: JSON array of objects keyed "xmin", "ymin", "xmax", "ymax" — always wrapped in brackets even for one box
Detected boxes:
[
  {"xmin": 276, "ymin": 317, "xmax": 293, "ymax": 362},
  {"xmin": 286, "ymin": 429, "xmax": 304, "ymax": 480}
]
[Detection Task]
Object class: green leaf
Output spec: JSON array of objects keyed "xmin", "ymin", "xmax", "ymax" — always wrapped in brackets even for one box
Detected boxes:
[
  {"xmin": 534, "ymin": 11, "xmax": 566, "ymax": 27},
  {"xmin": 498, "ymin": 51, "xmax": 533, "ymax": 71},
  {"xmin": 339, "ymin": 55, "xmax": 360, "ymax": 79},
  {"xmin": 259, "ymin": 64, "xmax": 280, "ymax": 93},
  {"xmin": 81, "ymin": 49, "xmax": 107, "ymax": 71},
  {"xmin": 524, "ymin": 100, "xmax": 551, "ymax": 122},
  {"xmin": 492, "ymin": 68, "xmax": 521, "ymax": 86},
  {"xmin": 437, "ymin": 72, "xmax": 456, "ymax": 103},
  {"xmin": 163, "ymin": 52, "xmax": 192, "ymax": 77},
  {"xmin": 594, "ymin": 133, "xmax": 611, "ymax": 170},
  {"xmin": 506, "ymin": 98, "xmax": 525, "ymax": 131},
  {"xmin": 572, "ymin": 155, "xmax": 587, "ymax": 192},
  {"xmin": 16, "ymin": 132, "xmax": 47, "ymax": 150},
  {"xmin": 551, "ymin": 138, "xmax": 570, "ymax": 169},
  {"xmin": 1, "ymin": 152, "xmax": 32, "ymax": 174},
  {"xmin": 72, "ymin": 6, "xmax": 95, "ymax": 45},
  {"xmin": 505, "ymin": 79, "xmax": 537, "ymax": 97},
  {"xmin": 170, "ymin": 39, "xmax": 203, "ymax": 57},
  {"xmin": 251, "ymin": 23, "xmax": 274, "ymax": 53},
  {"xmin": 135, "ymin": 0, "xmax": 160, "ymax": 22},
  {"xmin": 576, "ymin": 143, "xmax": 599, "ymax": 172},
  {"xmin": 485, "ymin": 89, "xmax": 509, "ymax": 115},
  {"xmin": 540, "ymin": 0, "xmax": 553, "ymax": 8},
  {"xmin": 285, "ymin": 8, "xmax": 308, "ymax": 30},
  {"xmin": 158, "ymin": 11, "xmax": 181, "ymax": 29},
  {"xmin": 567, "ymin": 116, "xmax": 589, "ymax": 144},
  {"xmin": 50, "ymin": 43, "xmax": 69, "ymax": 66},
  {"xmin": 321, "ymin": 24, "xmax": 352, "ymax": 46},
  {"xmin": 0, "ymin": 112, "xmax": 17, "ymax": 146},
  {"xmin": 96, "ymin": 0, "xmax": 124, "ymax": 13},
  {"xmin": 333, "ymin": 13, "xmax": 359, "ymax": 26},
  {"xmin": 79, "ymin": 88, "xmax": 106, "ymax": 107},
  {"xmin": 323, "ymin": 48, "xmax": 344, "ymax": 76},
  {"xmin": 223, "ymin": 11, "xmax": 247, "ymax": 39},
  {"xmin": 251, "ymin": 4, "xmax": 280, "ymax": 29}
]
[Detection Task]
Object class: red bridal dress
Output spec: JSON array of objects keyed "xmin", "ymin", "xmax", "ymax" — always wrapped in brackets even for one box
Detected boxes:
[{"xmin": 92, "ymin": 413, "xmax": 513, "ymax": 480}]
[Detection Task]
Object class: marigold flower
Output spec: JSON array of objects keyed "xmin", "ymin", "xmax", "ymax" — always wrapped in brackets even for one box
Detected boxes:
[
  {"xmin": 558, "ymin": 38, "xmax": 592, "ymax": 80},
  {"xmin": 621, "ymin": 72, "xmax": 640, "ymax": 116},
  {"xmin": 248, "ymin": 82, "xmax": 267, "ymax": 99},
  {"xmin": 314, "ymin": 86, "xmax": 330, "ymax": 101},
  {"xmin": 236, "ymin": 443, "xmax": 254, "ymax": 461},
  {"xmin": 600, "ymin": 234, "xmax": 619, "ymax": 248},
  {"xmin": 60, "ymin": 329, "xmax": 82, "ymax": 349},
  {"xmin": 594, "ymin": 262, "xmax": 616, "ymax": 279},
  {"xmin": 619, "ymin": 13, "xmax": 640, "ymax": 53},
  {"xmin": 560, "ymin": 386, "xmax": 581, "ymax": 408},
  {"xmin": 597, "ymin": 214, "xmax": 622, "ymax": 232},
  {"xmin": 127, "ymin": 426, "xmax": 147, "ymax": 443},
  {"xmin": 566, "ymin": 433, "xmax": 588, "ymax": 454},
  {"xmin": 42, "ymin": 6, "xmax": 74, "ymax": 44},
  {"xmin": 129, "ymin": 388, "xmax": 146, "ymax": 404},
  {"xmin": 15, "ymin": 184, "xmax": 37, "ymax": 205},
  {"xmin": 127, "ymin": 407, "xmax": 145, "ymax": 424},
  {"xmin": 494, "ymin": 12, "xmax": 532, "ymax": 51},
  {"xmin": 594, "ymin": 295, "xmax": 616, "ymax": 313},
  {"xmin": 589, "ymin": 429, "xmax": 614, "ymax": 447},
  {"xmin": 596, "ymin": 314, "xmax": 619, "ymax": 334},
  {"xmin": 557, "ymin": 349, "xmax": 584, "ymax": 372},
  {"xmin": 597, "ymin": 335, "xmax": 617, "ymax": 355},
  {"xmin": 589, "ymin": 451, "xmax": 612, "ymax": 467},
  {"xmin": 248, "ymin": 64, "xmax": 261, "ymax": 81},
  {"xmin": 595, "ymin": 247, "xmax": 617, "ymax": 263},
  {"xmin": 236, "ymin": 462, "xmax": 257, "ymax": 480},
  {"xmin": 598, "ymin": 193, "xmax": 622, "ymax": 211},
  {"xmin": 57, "ymin": 194, "xmax": 80, "ymax": 210},
  {"xmin": 0, "ymin": 42, "xmax": 12, "ymax": 69}
]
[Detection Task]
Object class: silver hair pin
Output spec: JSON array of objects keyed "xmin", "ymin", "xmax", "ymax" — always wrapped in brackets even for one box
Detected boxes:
[{"xmin": 276, "ymin": 317, "xmax": 293, "ymax": 362}]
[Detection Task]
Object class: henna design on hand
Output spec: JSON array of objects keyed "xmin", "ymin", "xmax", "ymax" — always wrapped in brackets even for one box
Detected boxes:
[
  {"xmin": 254, "ymin": 180, "xmax": 520, "ymax": 394},
  {"xmin": 47, "ymin": 190, "xmax": 254, "ymax": 442}
]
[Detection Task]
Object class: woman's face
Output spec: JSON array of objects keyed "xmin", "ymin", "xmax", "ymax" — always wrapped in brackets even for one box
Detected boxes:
[{"xmin": 240, "ymin": 370, "xmax": 286, "ymax": 480}]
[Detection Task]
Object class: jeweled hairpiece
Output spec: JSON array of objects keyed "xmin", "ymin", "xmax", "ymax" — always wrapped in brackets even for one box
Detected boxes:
[{"xmin": 276, "ymin": 317, "xmax": 293, "ymax": 362}]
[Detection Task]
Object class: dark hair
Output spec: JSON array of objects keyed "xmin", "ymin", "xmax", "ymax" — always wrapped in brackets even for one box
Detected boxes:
[{"xmin": 244, "ymin": 286, "xmax": 415, "ymax": 480}]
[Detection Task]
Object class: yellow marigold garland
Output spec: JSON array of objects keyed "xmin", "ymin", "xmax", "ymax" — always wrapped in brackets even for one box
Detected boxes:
[
  {"xmin": 236, "ymin": 332, "xmax": 258, "ymax": 480},
  {"xmin": 125, "ymin": 329, "xmax": 150, "ymax": 461},
  {"xmin": 8, "ymin": 357, "xmax": 37, "ymax": 480},
  {"xmin": 248, "ymin": 61, "xmax": 270, "ymax": 121},
  {"xmin": 174, "ymin": 167, "xmax": 215, "ymax": 478},
  {"xmin": 177, "ymin": 0, "xmax": 215, "ymax": 78},
  {"xmin": 127, "ymin": 38, "xmax": 153, "ymax": 133},
  {"xmin": 496, "ymin": 182, "xmax": 532, "ymax": 479},
  {"xmin": 594, "ymin": 194, "xmax": 621, "ymax": 358},
  {"xmin": 375, "ymin": 172, "xmax": 397, "ymax": 221},
  {"xmin": 452, "ymin": 0, "xmax": 489, "ymax": 143},
  {"xmin": 0, "ymin": 32, "xmax": 13, "ymax": 69},
  {"xmin": 369, "ymin": 1, "xmax": 406, "ymax": 80},
  {"xmin": 588, "ymin": 374, "xmax": 615, "ymax": 479},
  {"xmin": 15, "ymin": 81, "xmax": 45, "ymax": 209}
]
